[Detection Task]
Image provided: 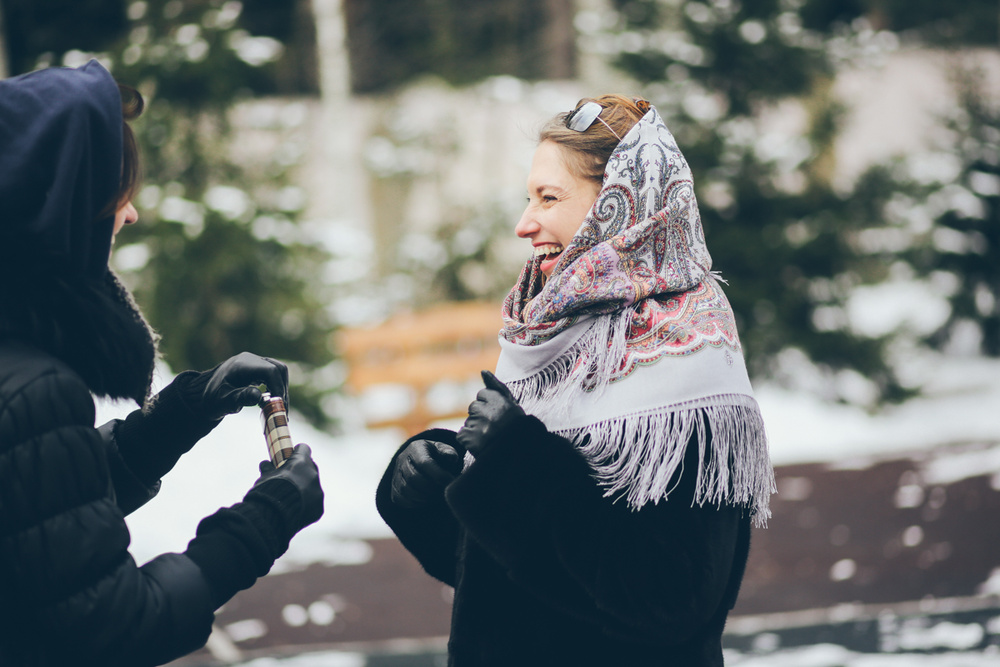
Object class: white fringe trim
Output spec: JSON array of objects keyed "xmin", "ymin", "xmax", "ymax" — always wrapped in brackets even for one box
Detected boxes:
[
  {"xmin": 505, "ymin": 311, "xmax": 775, "ymax": 528},
  {"xmin": 562, "ymin": 397, "xmax": 774, "ymax": 527}
]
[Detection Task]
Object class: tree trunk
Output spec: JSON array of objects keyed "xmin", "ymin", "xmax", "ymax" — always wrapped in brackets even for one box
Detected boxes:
[
  {"xmin": 306, "ymin": 0, "xmax": 370, "ymax": 248},
  {"xmin": 543, "ymin": 0, "xmax": 576, "ymax": 79},
  {"xmin": 310, "ymin": 0, "xmax": 351, "ymax": 100}
]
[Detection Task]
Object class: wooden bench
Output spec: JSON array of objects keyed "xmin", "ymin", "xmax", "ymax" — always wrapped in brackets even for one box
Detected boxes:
[{"xmin": 338, "ymin": 301, "xmax": 503, "ymax": 434}]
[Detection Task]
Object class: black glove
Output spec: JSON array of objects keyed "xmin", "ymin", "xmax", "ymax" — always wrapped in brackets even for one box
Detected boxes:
[
  {"xmin": 247, "ymin": 443, "xmax": 324, "ymax": 538},
  {"xmin": 456, "ymin": 370, "xmax": 525, "ymax": 457},
  {"xmin": 183, "ymin": 351, "xmax": 289, "ymax": 422},
  {"xmin": 185, "ymin": 444, "xmax": 323, "ymax": 608},
  {"xmin": 390, "ymin": 439, "xmax": 464, "ymax": 509}
]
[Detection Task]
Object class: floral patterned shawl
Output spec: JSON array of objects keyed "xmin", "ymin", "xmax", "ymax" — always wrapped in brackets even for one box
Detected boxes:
[{"xmin": 495, "ymin": 107, "xmax": 774, "ymax": 525}]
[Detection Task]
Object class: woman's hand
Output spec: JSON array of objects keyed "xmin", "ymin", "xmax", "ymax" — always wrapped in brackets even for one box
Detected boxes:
[
  {"xmin": 456, "ymin": 371, "xmax": 525, "ymax": 457},
  {"xmin": 391, "ymin": 439, "xmax": 465, "ymax": 508},
  {"xmin": 188, "ymin": 352, "xmax": 289, "ymax": 421},
  {"xmin": 251, "ymin": 443, "xmax": 324, "ymax": 535}
]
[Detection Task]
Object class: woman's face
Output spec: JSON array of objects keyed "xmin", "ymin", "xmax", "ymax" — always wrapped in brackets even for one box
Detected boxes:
[
  {"xmin": 111, "ymin": 200, "xmax": 138, "ymax": 247},
  {"xmin": 515, "ymin": 140, "xmax": 601, "ymax": 278}
]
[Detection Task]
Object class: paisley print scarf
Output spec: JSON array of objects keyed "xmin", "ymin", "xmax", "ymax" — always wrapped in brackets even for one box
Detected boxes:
[{"xmin": 495, "ymin": 107, "xmax": 774, "ymax": 525}]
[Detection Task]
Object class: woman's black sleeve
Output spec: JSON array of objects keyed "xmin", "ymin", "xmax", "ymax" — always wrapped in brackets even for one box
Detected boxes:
[{"xmin": 375, "ymin": 429, "xmax": 463, "ymax": 587}]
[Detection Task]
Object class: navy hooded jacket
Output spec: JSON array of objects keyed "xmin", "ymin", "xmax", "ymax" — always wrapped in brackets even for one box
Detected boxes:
[{"xmin": 0, "ymin": 62, "xmax": 296, "ymax": 667}]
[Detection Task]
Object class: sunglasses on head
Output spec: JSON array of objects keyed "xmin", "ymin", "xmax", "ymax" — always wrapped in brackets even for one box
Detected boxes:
[
  {"xmin": 565, "ymin": 102, "xmax": 620, "ymax": 140},
  {"xmin": 565, "ymin": 98, "xmax": 652, "ymax": 141}
]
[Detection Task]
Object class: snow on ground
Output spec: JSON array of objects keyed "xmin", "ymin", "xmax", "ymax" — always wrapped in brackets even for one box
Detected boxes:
[
  {"xmin": 228, "ymin": 653, "xmax": 365, "ymax": 667},
  {"xmin": 725, "ymin": 644, "xmax": 1000, "ymax": 666},
  {"xmin": 759, "ymin": 352, "xmax": 1000, "ymax": 467},
  {"xmin": 111, "ymin": 350, "xmax": 1000, "ymax": 569},
  {"xmin": 217, "ymin": 644, "xmax": 1000, "ymax": 667}
]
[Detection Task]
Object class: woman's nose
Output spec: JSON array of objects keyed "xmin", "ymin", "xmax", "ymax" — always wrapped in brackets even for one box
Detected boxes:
[
  {"xmin": 514, "ymin": 206, "xmax": 538, "ymax": 238},
  {"xmin": 123, "ymin": 202, "xmax": 139, "ymax": 225}
]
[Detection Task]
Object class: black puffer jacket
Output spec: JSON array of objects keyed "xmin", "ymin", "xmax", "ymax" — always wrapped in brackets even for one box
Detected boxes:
[
  {"xmin": 0, "ymin": 62, "xmax": 301, "ymax": 666},
  {"xmin": 376, "ymin": 417, "xmax": 751, "ymax": 667},
  {"xmin": 0, "ymin": 342, "xmax": 299, "ymax": 667}
]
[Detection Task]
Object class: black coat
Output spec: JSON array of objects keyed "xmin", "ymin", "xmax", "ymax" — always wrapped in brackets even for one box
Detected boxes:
[
  {"xmin": 376, "ymin": 415, "xmax": 751, "ymax": 666},
  {"xmin": 0, "ymin": 62, "xmax": 294, "ymax": 666},
  {"xmin": 0, "ymin": 344, "xmax": 293, "ymax": 667},
  {"xmin": 0, "ymin": 343, "xmax": 210, "ymax": 665}
]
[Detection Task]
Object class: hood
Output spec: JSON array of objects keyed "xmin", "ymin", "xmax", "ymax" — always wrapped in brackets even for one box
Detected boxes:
[{"xmin": 0, "ymin": 60, "xmax": 122, "ymax": 281}]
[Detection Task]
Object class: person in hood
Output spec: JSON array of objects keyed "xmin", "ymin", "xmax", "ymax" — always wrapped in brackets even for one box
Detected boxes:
[
  {"xmin": 0, "ymin": 61, "xmax": 324, "ymax": 666},
  {"xmin": 377, "ymin": 95, "xmax": 775, "ymax": 666}
]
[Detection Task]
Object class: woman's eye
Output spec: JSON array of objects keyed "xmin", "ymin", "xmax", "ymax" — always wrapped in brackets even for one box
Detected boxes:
[{"xmin": 542, "ymin": 195, "xmax": 557, "ymax": 203}]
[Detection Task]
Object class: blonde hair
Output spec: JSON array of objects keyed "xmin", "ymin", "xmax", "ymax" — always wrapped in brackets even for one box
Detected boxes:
[{"xmin": 538, "ymin": 94, "xmax": 650, "ymax": 185}]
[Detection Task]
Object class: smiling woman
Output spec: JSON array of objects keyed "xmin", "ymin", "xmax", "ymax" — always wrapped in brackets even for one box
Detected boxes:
[{"xmin": 377, "ymin": 94, "xmax": 775, "ymax": 666}]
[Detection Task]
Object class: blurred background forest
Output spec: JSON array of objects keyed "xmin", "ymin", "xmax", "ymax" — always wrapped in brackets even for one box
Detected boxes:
[
  {"xmin": 5, "ymin": 2, "xmax": 1000, "ymax": 665},
  {"xmin": 1, "ymin": 0, "xmax": 998, "ymax": 428}
]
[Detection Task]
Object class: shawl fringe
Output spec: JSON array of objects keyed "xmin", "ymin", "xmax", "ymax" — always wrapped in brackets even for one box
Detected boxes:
[
  {"xmin": 506, "ymin": 311, "xmax": 774, "ymax": 527},
  {"xmin": 567, "ymin": 398, "xmax": 773, "ymax": 527}
]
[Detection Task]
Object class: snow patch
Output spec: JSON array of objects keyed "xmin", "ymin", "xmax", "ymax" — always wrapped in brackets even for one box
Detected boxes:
[
  {"xmin": 234, "ymin": 651, "xmax": 366, "ymax": 667},
  {"xmin": 103, "ymin": 365, "xmax": 400, "ymax": 569},
  {"xmin": 726, "ymin": 644, "xmax": 999, "ymax": 666},
  {"xmin": 897, "ymin": 620, "xmax": 985, "ymax": 651},
  {"xmin": 225, "ymin": 619, "xmax": 268, "ymax": 643},
  {"xmin": 978, "ymin": 568, "xmax": 1000, "ymax": 596},
  {"xmin": 921, "ymin": 445, "xmax": 1000, "ymax": 486}
]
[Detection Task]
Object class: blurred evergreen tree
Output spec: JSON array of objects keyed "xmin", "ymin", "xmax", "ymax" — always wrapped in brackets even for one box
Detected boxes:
[
  {"xmin": 867, "ymin": 0, "xmax": 1000, "ymax": 46},
  {"xmin": 342, "ymin": 0, "xmax": 575, "ymax": 93},
  {"xmin": 0, "ymin": 0, "xmax": 337, "ymax": 426},
  {"xmin": 602, "ymin": 0, "xmax": 997, "ymax": 404},
  {"xmin": 111, "ymin": 0, "xmax": 336, "ymax": 427},
  {"xmin": 404, "ymin": 202, "xmax": 524, "ymax": 305},
  {"xmin": 0, "ymin": 0, "xmax": 127, "ymax": 74},
  {"xmin": 601, "ymin": 0, "xmax": 1000, "ymax": 404},
  {"xmin": 0, "ymin": 0, "xmax": 317, "ymax": 92},
  {"xmin": 899, "ymin": 67, "xmax": 1000, "ymax": 357}
]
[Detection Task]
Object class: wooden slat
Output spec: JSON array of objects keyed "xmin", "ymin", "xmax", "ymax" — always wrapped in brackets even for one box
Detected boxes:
[
  {"xmin": 346, "ymin": 347, "xmax": 500, "ymax": 390},
  {"xmin": 338, "ymin": 302, "xmax": 502, "ymax": 355},
  {"xmin": 337, "ymin": 301, "xmax": 504, "ymax": 434}
]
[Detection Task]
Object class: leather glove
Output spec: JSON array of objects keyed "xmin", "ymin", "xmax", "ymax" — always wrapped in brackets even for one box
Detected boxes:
[
  {"xmin": 185, "ymin": 351, "xmax": 289, "ymax": 422},
  {"xmin": 456, "ymin": 370, "xmax": 525, "ymax": 457},
  {"xmin": 248, "ymin": 443, "xmax": 324, "ymax": 537},
  {"xmin": 185, "ymin": 444, "xmax": 323, "ymax": 606},
  {"xmin": 390, "ymin": 439, "xmax": 464, "ymax": 509}
]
